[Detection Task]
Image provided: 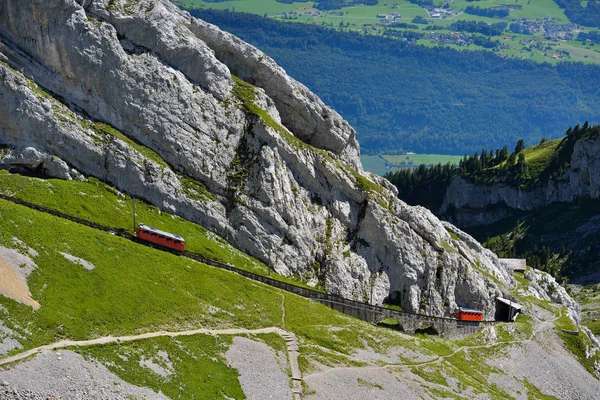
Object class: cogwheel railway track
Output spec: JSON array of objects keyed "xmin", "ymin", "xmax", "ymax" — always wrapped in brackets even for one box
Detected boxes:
[{"xmin": 0, "ymin": 192, "xmax": 497, "ymax": 336}]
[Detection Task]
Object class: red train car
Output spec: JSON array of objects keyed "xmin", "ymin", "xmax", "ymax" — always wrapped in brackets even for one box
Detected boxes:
[
  {"xmin": 136, "ymin": 223, "xmax": 185, "ymax": 252},
  {"xmin": 455, "ymin": 307, "xmax": 483, "ymax": 321}
]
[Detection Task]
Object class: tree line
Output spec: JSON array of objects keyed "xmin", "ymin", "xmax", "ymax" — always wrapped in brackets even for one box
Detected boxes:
[
  {"xmin": 552, "ymin": 0, "xmax": 600, "ymax": 28},
  {"xmin": 384, "ymin": 123, "xmax": 600, "ymax": 210},
  {"xmin": 448, "ymin": 21, "xmax": 508, "ymax": 36},
  {"xmin": 464, "ymin": 6, "xmax": 510, "ymax": 18},
  {"xmin": 384, "ymin": 143, "xmax": 513, "ymax": 210}
]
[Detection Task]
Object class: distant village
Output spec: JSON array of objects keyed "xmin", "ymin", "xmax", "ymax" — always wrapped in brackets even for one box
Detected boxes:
[{"xmin": 274, "ymin": 3, "xmax": 584, "ymax": 55}]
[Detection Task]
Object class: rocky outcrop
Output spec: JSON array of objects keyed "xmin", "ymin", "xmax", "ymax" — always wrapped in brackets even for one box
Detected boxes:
[
  {"xmin": 0, "ymin": 147, "xmax": 83, "ymax": 180},
  {"xmin": 0, "ymin": 0, "xmax": 514, "ymax": 317},
  {"xmin": 523, "ymin": 268, "xmax": 581, "ymax": 325},
  {"xmin": 440, "ymin": 139, "xmax": 600, "ymax": 227}
]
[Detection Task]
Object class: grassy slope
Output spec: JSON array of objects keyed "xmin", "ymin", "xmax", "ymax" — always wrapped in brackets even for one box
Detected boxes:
[
  {"xmin": 0, "ymin": 172, "xmax": 581, "ymax": 398},
  {"xmin": 0, "ymin": 170, "xmax": 318, "ymax": 289},
  {"xmin": 463, "ymin": 137, "xmax": 562, "ymax": 188},
  {"xmin": 77, "ymin": 334, "xmax": 247, "ymax": 399}
]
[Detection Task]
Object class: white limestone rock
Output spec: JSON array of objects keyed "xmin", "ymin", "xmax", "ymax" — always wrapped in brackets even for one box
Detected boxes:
[
  {"xmin": 0, "ymin": 0, "xmax": 515, "ymax": 317},
  {"xmin": 524, "ymin": 268, "xmax": 581, "ymax": 324},
  {"xmin": 0, "ymin": 147, "xmax": 82, "ymax": 180}
]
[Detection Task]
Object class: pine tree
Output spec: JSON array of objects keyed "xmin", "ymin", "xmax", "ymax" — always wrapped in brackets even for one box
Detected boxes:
[{"xmin": 515, "ymin": 139, "xmax": 525, "ymax": 154}]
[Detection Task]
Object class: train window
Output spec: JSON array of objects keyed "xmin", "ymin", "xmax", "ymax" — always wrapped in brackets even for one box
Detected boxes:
[
  {"xmin": 159, "ymin": 235, "xmax": 164, "ymax": 239},
  {"xmin": 166, "ymin": 238, "xmax": 172, "ymax": 242}
]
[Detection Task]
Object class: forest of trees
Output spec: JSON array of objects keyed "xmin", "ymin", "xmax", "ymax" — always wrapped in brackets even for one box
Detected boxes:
[
  {"xmin": 448, "ymin": 21, "xmax": 508, "ymax": 36},
  {"xmin": 578, "ymin": 30, "xmax": 600, "ymax": 44},
  {"xmin": 188, "ymin": 9, "xmax": 600, "ymax": 155},
  {"xmin": 464, "ymin": 6, "xmax": 510, "ymax": 18},
  {"xmin": 385, "ymin": 123, "xmax": 600, "ymax": 209},
  {"xmin": 552, "ymin": 0, "xmax": 600, "ymax": 28}
]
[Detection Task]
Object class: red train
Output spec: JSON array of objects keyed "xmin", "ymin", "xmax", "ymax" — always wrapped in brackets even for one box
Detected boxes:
[
  {"xmin": 455, "ymin": 307, "xmax": 483, "ymax": 321},
  {"xmin": 135, "ymin": 223, "xmax": 185, "ymax": 251}
]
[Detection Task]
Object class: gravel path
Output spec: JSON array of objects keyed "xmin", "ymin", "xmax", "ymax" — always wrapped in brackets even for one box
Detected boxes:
[
  {"xmin": 226, "ymin": 336, "xmax": 292, "ymax": 400},
  {"xmin": 0, "ymin": 349, "xmax": 168, "ymax": 400},
  {"xmin": 0, "ymin": 326, "xmax": 303, "ymax": 399},
  {"xmin": 303, "ymin": 366, "xmax": 427, "ymax": 400}
]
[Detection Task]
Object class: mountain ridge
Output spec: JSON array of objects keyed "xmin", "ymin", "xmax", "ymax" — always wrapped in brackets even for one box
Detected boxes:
[{"xmin": 0, "ymin": 0, "xmax": 515, "ymax": 317}]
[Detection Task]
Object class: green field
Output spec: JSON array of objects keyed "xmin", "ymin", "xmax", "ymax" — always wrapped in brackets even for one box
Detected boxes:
[
  {"xmin": 361, "ymin": 154, "xmax": 464, "ymax": 175},
  {"xmin": 383, "ymin": 153, "xmax": 464, "ymax": 166},
  {"xmin": 180, "ymin": 0, "xmax": 600, "ymax": 64},
  {"xmin": 360, "ymin": 155, "xmax": 388, "ymax": 175}
]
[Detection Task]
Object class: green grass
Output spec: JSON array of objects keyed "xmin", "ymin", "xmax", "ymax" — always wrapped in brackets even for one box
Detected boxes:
[
  {"xmin": 0, "ymin": 175, "xmax": 417, "ymax": 369},
  {"xmin": 0, "ymin": 170, "xmax": 319, "ymax": 289},
  {"xmin": 522, "ymin": 378, "xmax": 559, "ymax": 400},
  {"xmin": 360, "ymin": 155, "xmax": 388, "ymax": 176},
  {"xmin": 462, "ymin": 137, "xmax": 565, "ymax": 189},
  {"xmin": 555, "ymin": 308, "xmax": 577, "ymax": 332},
  {"xmin": 78, "ymin": 334, "xmax": 244, "ymax": 399},
  {"xmin": 0, "ymin": 198, "xmax": 286, "ymax": 347},
  {"xmin": 519, "ymin": 138, "xmax": 561, "ymax": 180},
  {"xmin": 0, "ymin": 192, "xmax": 412, "ymax": 368},
  {"xmin": 382, "ymin": 154, "xmax": 464, "ymax": 167},
  {"xmin": 581, "ymin": 318, "xmax": 600, "ymax": 335},
  {"xmin": 551, "ymin": 306, "xmax": 600, "ymax": 377},
  {"xmin": 557, "ymin": 327, "xmax": 600, "ymax": 378}
]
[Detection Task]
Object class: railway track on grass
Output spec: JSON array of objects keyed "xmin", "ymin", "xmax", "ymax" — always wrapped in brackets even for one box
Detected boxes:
[{"xmin": 0, "ymin": 192, "xmax": 497, "ymax": 337}]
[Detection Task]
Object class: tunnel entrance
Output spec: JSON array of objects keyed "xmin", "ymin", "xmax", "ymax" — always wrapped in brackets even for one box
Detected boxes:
[
  {"xmin": 414, "ymin": 324, "xmax": 439, "ymax": 336},
  {"xmin": 495, "ymin": 296, "xmax": 522, "ymax": 322},
  {"xmin": 3, "ymin": 162, "xmax": 49, "ymax": 178}
]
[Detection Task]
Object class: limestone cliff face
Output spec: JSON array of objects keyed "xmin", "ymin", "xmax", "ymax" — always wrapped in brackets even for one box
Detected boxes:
[
  {"xmin": 440, "ymin": 139, "xmax": 600, "ymax": 227},
  {"xmin": 0, "ymin": 0, "xmax": 513, "ymax": 317}
]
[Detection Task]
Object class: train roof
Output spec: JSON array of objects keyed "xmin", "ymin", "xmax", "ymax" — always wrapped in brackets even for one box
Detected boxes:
[
  {"xmin": 457, "ymin": 307, "xmax": 483, "ymax": 313},
  {"xmin": 138, "ymin": 223, "xmax": 185, "ymax": 242}
]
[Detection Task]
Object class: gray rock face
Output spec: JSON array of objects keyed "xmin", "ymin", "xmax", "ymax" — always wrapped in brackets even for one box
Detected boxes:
[
  {"xmin": 0, "ymin": 0, "xmax": 513, "ymax": 317},
  {"xmin": 0, "ymin": 147, "xmax": 83, "ymax": 180},
  {"xmin": 440, "ymin": 139, "xmax": 600, "ymax": 227},
  {"xmin": 524, "ymin": 268, "xmax": 581, "ymax": 324}
]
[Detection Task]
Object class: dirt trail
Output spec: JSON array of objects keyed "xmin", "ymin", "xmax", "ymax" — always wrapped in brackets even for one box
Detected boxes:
[
  {"xmin": 0, "ymin": 325, "xmax": 304, "ymax": 397},
  {"xmin": 0, "ymin": 257, "xmax": 39, "ymax": 310}
]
